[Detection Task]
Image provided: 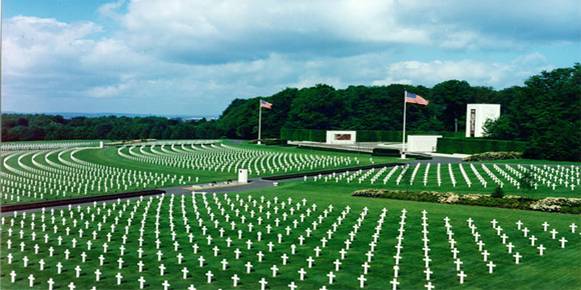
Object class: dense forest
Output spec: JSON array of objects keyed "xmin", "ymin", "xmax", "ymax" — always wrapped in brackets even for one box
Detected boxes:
[{"xmin": 2, "ymin": 64, "xmax": 579, "ymax": 160}]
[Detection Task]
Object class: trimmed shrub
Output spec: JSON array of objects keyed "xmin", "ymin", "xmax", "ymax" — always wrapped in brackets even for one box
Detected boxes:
[
  {"xmin": 372, "ymin": 147, "xmax": 400, "ymax": 156},
  {"xmin": 491, "ymin": 185, "xmax": 505, "ymax": 198},
  {"xmin": 280, "ymin": 128, "xmax": 459, "ymax": 142},
  {"xmin": 352, "ymin": 189, "xmax": 581, "ymax": 214},
  {"xmin": 465, "ymin": 151, "xmax": 523, "ymax": 161},
  {"xmin": 437, "ymin": 137, "xmax": 527, "ymax": 154}
]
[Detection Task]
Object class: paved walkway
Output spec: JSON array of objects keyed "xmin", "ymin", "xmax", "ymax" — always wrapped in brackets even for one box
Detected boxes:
[{"xmin": 163, "ymin": 178, "xmax": 278, "ymax": 195}]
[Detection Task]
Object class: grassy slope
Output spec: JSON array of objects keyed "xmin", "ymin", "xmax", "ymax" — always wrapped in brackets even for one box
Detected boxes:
[
  {"xmin": 76, "ymin": 147, "xmax": 235, "ymax": 182},
  {"xmin": 80, "ymin": 144, "xmax": 401, "ymax": 178}
]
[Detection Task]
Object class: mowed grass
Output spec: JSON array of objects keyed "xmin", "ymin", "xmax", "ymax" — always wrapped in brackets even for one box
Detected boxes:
[
  {"xmin": 306, "ymin": 162, "xmax": 581, "ymax": 198},
  {"xmin": 1, "ymin": 140, "xmax": 402, "ymax": 205},
  {"xmin": 240, "ymin": 181, "xmax": 581, "ymax": 289},
  {"xmin": 0, "ymin": 148, "xmax": 212, "ymax": 204},
  {"xmin": 1, "ymin": 182, "xmax": 579, "ymax": 290},
  {"xmin": 89, "ymin": 142, "xmax": 401, "ymax": 178},
  {"xmin": 75, "ymin": 147, "xmax": 235, "ymax": 182}
]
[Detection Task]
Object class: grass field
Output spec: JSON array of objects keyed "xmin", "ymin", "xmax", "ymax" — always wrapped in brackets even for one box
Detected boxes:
[
  {"xmin": 1, "ymin": 182, "xmax": 579, "ymax": 290},
  {"xmin": 306, "ymin": 162, "xmax": 581, "ymax": 198},
  {"xmin": 1, "ymin": 139, "xmax": 579, "ymax": 290},
  {"xmin": 0, "ymin": 141, "xmax": 400, "ymax": 204}
]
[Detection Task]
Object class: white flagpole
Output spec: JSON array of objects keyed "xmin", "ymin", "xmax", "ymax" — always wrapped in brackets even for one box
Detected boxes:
[
  {"xmin": 401, "ymin": 90, "xmax": 407, "ymax": 159},
  {"xmin": 258, "ymin": 100, "xmax": 262, "ymax": 145}
]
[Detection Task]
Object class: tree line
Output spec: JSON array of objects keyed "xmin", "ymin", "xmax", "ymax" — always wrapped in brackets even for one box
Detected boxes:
[{"xmin": 2, "ymin": 64, "xmax": 579, "ymax": 160}]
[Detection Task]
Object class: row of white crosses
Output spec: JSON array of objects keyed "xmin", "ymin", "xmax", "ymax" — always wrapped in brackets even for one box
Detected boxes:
[
  {"xmin": 2, "ymin": 192, "xmax": 328, "ymax": 290},
  {"xmin": 443, "ymin": 217, "xmax": 467, "ymax": 284},
  {"xmin": 1, "ymin": 147, "xmax": 192, "ymax": 203},
  {"xmin": 390, "ymin": 209, "xmax": 407, "ymax": 290},
  {"xmin": 119, "ymin": 142, "xmax": 355, "ymax": 175},
  {"xmin": 516, "ymin": 164, "xmax": 580, "ymax": 191},
  {"xmin": 164, "ymin": 193, "xmax": 336, "ymax": 290},
  {"xmin": 458, "ymin": 164, "xmax": 472, "ymax": 187},
  {"xmin": 0, "ymin": 140, "xmax": 100, "ymax": 151},
  {"xmin": 395, "ymin": 165, "xmax": 410, "ymax": 186},
  {"xmin": 311, "ymin": 162, "xmax": 581, "ymax": 193},
  {"xmin": 3, "ymin": 199, "xmax": 142, "ymax": 290},
  {"xmin": 286, "ymin": 203, "xmax": 352, "ymax": 290},
  {"xmin": 300, "ymin": 205, "xmax": 358, "ymax": 289},
  {"xmin": 420, "ymin": 210, "xmax": 436, "ymax": 290},
  {"xmin": 356, "ymin": 208, "xmax": 387, "ymax": 288},
  {"xmin": 489, "ymin": 218, "xmax": 523, "ymax": 264},
  {"xmin": 466, "ymin": 218, "xmax": 497, "ymax": 274},
  {"xmin": 3, "ymin": 191, "xmax": 400, "ymax": 290},
  {"xmin": 328, "ymin": 207, "xmax": 370, "ymax": 287},
  {"xmin": 515, "ymin": 220, "xmax": 549, "ymax": 256},
  {"xmin": 3, "ymin": 193, "xmax": 579, "ymax": 289},
  {"xmin": 493, "ymin": 164, "xmax": 521, "ymax": 189},
  {"xmin": 480, "ymin": 164, "xmax": 504, "ymax": 188},
  {"xmin": 422, "ymin": 163, "xmax": 431, "ymax": 186},
  {"xmin": 409, "ymin": 164, "xmax": 421, "ymax": 186},
  {"xmin": 469, "ymin": 163, "xmax": 488, "ymax": 188}
]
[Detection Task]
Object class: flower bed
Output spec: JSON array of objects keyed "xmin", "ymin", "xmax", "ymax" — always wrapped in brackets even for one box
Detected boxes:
[
  {"xmin": 465, "ymin": 151, "xmax": 523, "ymax": 161},
  {"xmin": 352, "ymin": 189, "xmax": 581, "ymax": 214}
]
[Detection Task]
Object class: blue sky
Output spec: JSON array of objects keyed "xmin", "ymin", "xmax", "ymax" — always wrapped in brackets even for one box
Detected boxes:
[{"xmin": 2, "ymin": 0, "xmax": 580, "ymax": 115}]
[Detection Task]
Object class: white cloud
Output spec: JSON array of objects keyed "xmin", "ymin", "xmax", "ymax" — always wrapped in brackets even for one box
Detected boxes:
[
  {"xmin": 374, "ymin": 54, "xmax": 554, "ymax": 87},
  {"xmin": 112, "ymin": 0, "xmax": 432, "ymax": 63},
  {"xmin": 3, "ymin": 16, "xmax": 99, "ymax": 74},
  {"xmin": 104, "ymin": 0, "xmax": 580, "ymax": 64},
  {"xmin": 2, "ymin": 0, "xmax": 579, "ymax": 114}
]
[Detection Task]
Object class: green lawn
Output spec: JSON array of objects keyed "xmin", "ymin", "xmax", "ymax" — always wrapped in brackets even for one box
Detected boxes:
[
  {"xmin": 1, "ymin": 141, "xmax": 401, "ymax": 205},
  {"xmin": 1, "ymin": 182, "xmax": 579, "ymax": 290},
  {"xmin": 1, "ymin": 140, "xmax": 580, "ymax": 289},
  {"xmin": 305, "ymin": 162, "xmax": 581, "ymax": 198}
]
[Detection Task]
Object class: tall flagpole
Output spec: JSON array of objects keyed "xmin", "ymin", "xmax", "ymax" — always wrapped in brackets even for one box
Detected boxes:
[
  {"xmin": 258, "ymin": 100, "xmax": 262, "ymax": 145},
  {"xmin": 401, "ymin": 90, "xmax": 407, "ymax": 159}
]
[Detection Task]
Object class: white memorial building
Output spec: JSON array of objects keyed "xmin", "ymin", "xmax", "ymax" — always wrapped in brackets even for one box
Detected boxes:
[
  {"xmin": 326, "ymin": 130, "xmax": 356, "ymax": 145},
  {"xmin": 465, "ymin": 104, "xmax": 501, "ymax": 138},
  {"xmin": 407, "ymin": 135, "xmax": 442, "ymax": 152}
]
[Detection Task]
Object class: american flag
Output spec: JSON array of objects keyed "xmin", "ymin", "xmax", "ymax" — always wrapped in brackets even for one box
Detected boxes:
[
  {"xmin": 260, "ymin": 100, "xmax": 273, "ymax": 109},
  {"xmin": 405, "ymin": 91, "xmax": 429, "ymax": 106}
]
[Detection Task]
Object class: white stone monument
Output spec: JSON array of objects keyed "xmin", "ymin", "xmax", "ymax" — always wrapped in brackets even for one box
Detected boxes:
[
  {"xmin": 238, "ymin": 169, "xmax": 248, "ymax": 184},
  {"xmin": 407, "ymin": 135, "xmax": 442, "ymax": 152},
  {"xmin": 465, "ymin": 104, "xmax": 501, "ymax": 138},
  {"xmin": 326, "ymin": 131, "xmax": 356, "ymax": 145}
]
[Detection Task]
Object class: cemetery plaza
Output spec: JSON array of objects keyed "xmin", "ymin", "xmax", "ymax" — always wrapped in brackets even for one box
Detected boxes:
[{"xmin": 0, "ymin": 140, "xmax": 580, "ymax": 289}]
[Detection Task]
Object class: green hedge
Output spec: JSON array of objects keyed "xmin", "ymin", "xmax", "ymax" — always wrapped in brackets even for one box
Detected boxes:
[
  {"xmin": 352, "ymin": 189, "xmax": 581, "ymax": 214},
  {"xmin": 436, "ymin": 137, "xmax": 527, "ymax": 154},
  {"xmin": 281, "ymin": 128, "xmax": 461, "ymax": 142}
]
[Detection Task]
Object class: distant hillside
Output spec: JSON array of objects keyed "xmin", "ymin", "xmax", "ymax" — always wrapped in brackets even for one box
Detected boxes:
[{"xmin": 3, "ymin": 111, "xmax": 218, "ymax": 120}]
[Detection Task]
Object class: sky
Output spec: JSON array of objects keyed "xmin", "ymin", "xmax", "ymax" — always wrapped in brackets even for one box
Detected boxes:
[{"xmin": 2, "ymin": 0, "xmax": 580, "ymax": 116}]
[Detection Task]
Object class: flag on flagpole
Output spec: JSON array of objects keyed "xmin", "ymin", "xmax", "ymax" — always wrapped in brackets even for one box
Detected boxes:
[
  {"xmin": 405, "ymin": 92, "xmax": 429, "ymax": 106},
  {"xmin": 260, "ymin": 100, "xmax": 273, "ymax": 109}
]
